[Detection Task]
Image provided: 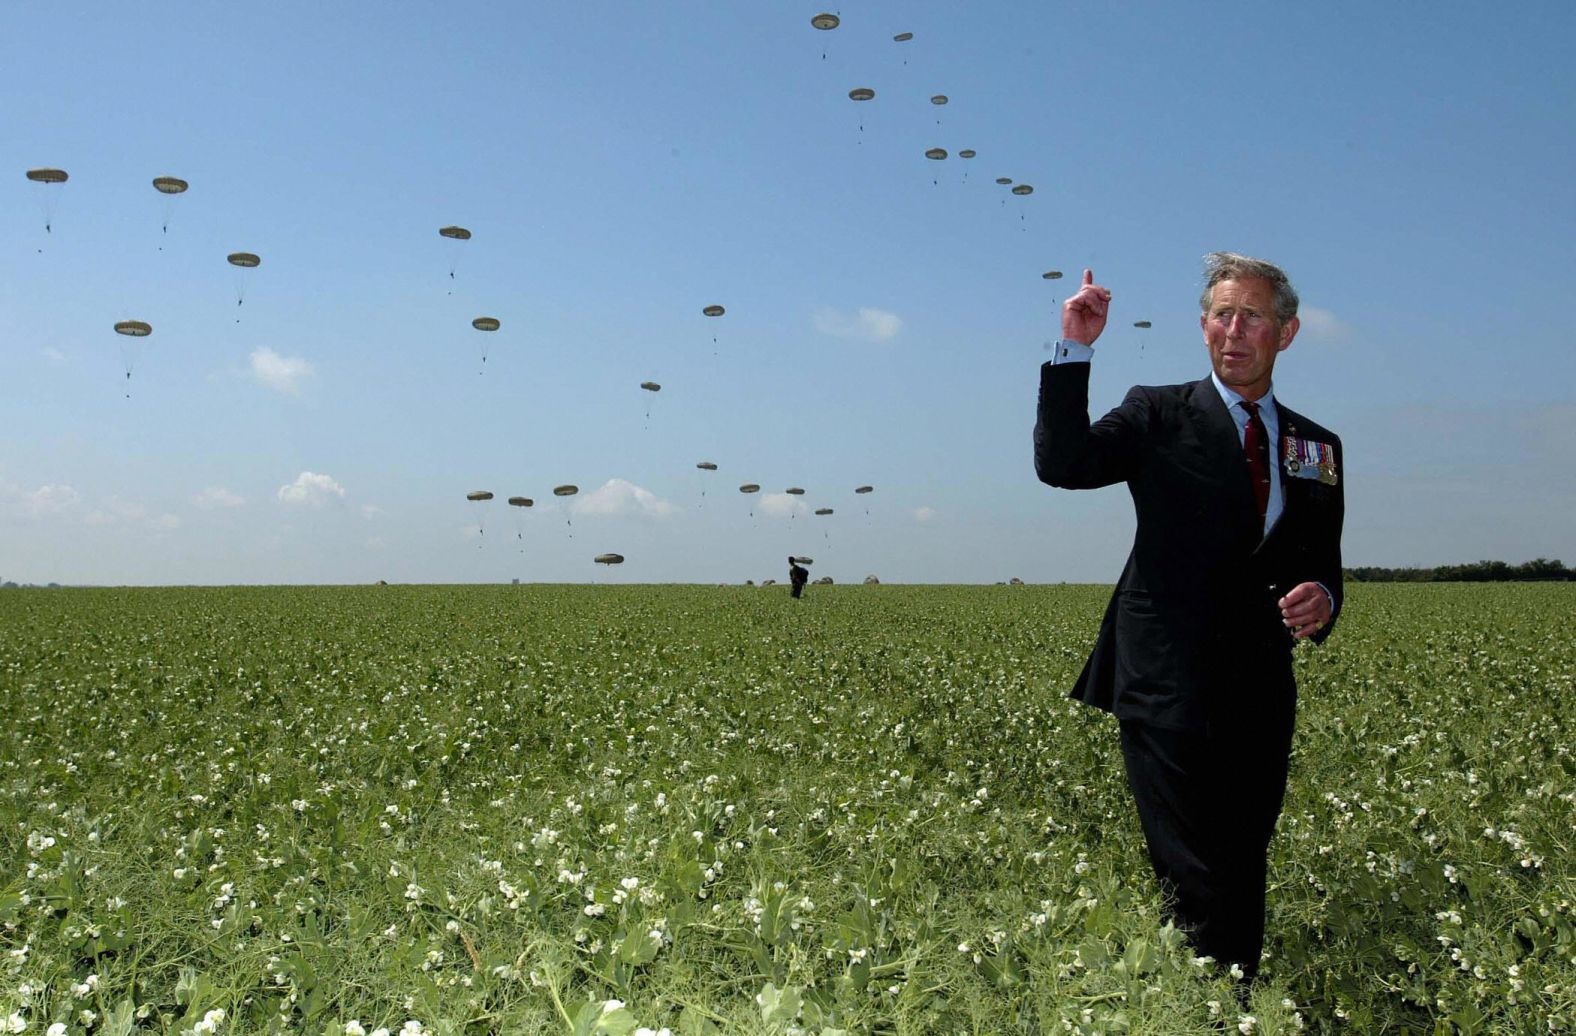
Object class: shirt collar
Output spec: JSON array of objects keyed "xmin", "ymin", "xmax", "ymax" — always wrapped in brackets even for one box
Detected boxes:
[{"xmin": 1210, "ymin": 371, "xmax": 1276, "ymax": 419}]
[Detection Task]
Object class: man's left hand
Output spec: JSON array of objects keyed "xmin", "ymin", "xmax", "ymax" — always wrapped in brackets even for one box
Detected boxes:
[{"xmin": 1278, "ymin": 582, "xmax": 1332, "ymax": 641}]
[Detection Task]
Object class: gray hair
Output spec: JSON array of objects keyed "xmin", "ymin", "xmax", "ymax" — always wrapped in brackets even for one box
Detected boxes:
[{"xmin": 1199, "ymin": 252, "xmax": 1299, "ymax": 325}]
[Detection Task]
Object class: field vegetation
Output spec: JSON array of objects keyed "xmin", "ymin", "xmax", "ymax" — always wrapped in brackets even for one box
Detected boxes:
[{"xmin": 1, "ymin": 584, "xmax": 1571, "ymax": 1034}]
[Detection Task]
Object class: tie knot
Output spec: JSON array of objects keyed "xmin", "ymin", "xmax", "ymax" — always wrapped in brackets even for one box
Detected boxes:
[{"xmin": 1240, "ymin": 400, "xmax": 1260, "ymax": 417}]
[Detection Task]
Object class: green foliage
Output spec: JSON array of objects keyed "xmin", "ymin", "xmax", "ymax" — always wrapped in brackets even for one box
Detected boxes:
[{"xmin": 0, "ymin": 584, "xmax": 1571, "ymax": 1033}]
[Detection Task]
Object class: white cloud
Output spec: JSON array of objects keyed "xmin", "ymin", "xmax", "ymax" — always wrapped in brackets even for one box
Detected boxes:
[
  {"xmin": 1296, "ymin": 306, "xmax": 1348, "ymax": 341},
  {"xmin": 361, "ymin": 504, "xmax": 384, "ymax": 520},
  {"xmin": 41, "ymin": 347, "xmax": 67, "ymax": 364},
  {"xmin": 277, "ymin": 471, "xmax": 346, "ymax": 507},
  {"xmin": 2, "ymin": 483, "xmax": 81, "ymax": 521},
  {"xmin": 153, "ymin": 513, "xmax": 181, "ymax": 530},
  {"xmin": 250, "ymin": 347, "xmax": 315, "ymax": 394},
  {"xmin": 193, "ymin": 486, "xmax": 246, "ymax": 510},
  {"xmin": 573, "ymin": 478, "xmax": 677, "ymax": 518},
  {"xmin": 913, "ymin": 506, "xmax": 936, "ymax": 523},
  {"xmin": 759, "ymin": 492, "xmax": 808, "ymax": 518},
  {"xmin": 813, "ymin": 306, "xmax": 903, "ymax": 343}
]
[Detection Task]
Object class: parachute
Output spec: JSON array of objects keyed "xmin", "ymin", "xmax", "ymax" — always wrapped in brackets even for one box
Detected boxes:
[
  {"xmin": 438, "ymin": 225, "xmax": 470, "ymax": 286},
  {"xmin": 1042, "ymin": 271, "xmax": 1064, "ymax": 280},
  {"xmin": 855, "ymin": 485, "xmax": 873, "ymax": 494},
  {"xmin": 739, "ymin": 484, "xmax": 760, "ymax": 493},
  {"xmin": 925, "ymin": 148, "xmax": 948, "ymax": 160},
  {"xmin": 227, "ymin": 252, "xmax": 260, "ymax": 317},
  {"xmin": 810, "ymin": 13, "xmax": 839, "ymax": 29},
  {"xmin": 466, "ymin": 490, "xmax": 493, "ymax": 542},
  {"xmin": 508, "ymin": 495, "xmax": 533, "ymax": 546},
  {"xmin": 702, "ymin": 304, "xmax": 725, "ymax": 317},
  {"xmin": 930, "ymin": 95, "xmax": 948, "ymax": 128},
  {"xmin": 472, "ymin": 317, "xmax": 499, "ymax": 369},
  {"xmin": 640, "ymin": 381, "xmax": 660, "ymax": 392},
  {"xmin": 1133, "ymin": 320, "xmax": 1152, "ymax": 329},
  {"xmin": 785, "ymin": 487, "xmax": 805, "ymax": 495},
  {"xmin": 151, "ymin": 176, "xmax": 188, "ymax": 241},
  {"xmin": 1011, "ymin": 184, "xmax": 1034, "ymax": 195},
  {"xmin": 594, "ymin": 553, "xmax": 625, "ymax": 565},
  {"xmin": 790, "ymin": 556, "xmax": 814, "ymax": 565},
  {"xmin": 554, "ymin": 484, "xmax": 578, "ymax": 532},
  {"xmin": 995, "ymin": 177, "xmax": 1013, "ymax": 185},
  {"xmin": 893, "ymin": 31, "xmax": 913, "ymax": 41},
  {"xmin": 815, "ymin": 507, "xmax": 834, "ymax": 516},
  {"xmin": 696, "ymin": 461, "xmax": 718, "ymax": 471},
  {"xmin": 508, "ymin": 496, "xmax": 532, "ymax": 507},
  {"xmin": 26, "ymin": 167, "xmax": 69, "ymax": 238},
  {"xmin": 113, "ymin": 320, "xmax": 152, "ymax": 391},
  {"xmin": 957, "ymin": 149, "xmax": 977, "ymax": 182},
  {"xmin": 849, "ymin": 87, "xmax": 874, "ymax": 101}
]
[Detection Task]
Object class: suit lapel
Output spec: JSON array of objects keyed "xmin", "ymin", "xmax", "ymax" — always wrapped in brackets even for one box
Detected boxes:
[{"xmin": 1186, "ymin": 377, "xmax": 1259, "ymax": 546}]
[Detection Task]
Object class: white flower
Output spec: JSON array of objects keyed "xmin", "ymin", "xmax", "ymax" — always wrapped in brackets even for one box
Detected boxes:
[
  {"xmin": 3, "ymin": 1012, "xmax": 25, "ymax": 1035},
  {"xmin": 400, "ymin": 1022, "xmax": 423, "ymax": 1035},
  {"xmin": 344, "ymin": 1023, "xmax": 367, "ymax": 1036},
  {"xmin": 48, "ymin": 1025, "xmax": 66, "ymax": 1036},
  {"xmin": 1238, "ymin": 1016, "xmax": 1258, "ymax": 1034}
]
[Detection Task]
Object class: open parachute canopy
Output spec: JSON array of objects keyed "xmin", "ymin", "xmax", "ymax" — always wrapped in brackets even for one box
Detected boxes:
[
  {"xmin": 696, "ymin": 461, "xmax": 718, "ymax": 471},
  {"xmin": 739, "ymin": 484, "xmax": 760, "ymax": 494},
  {"xmin": 995, "ymin": 177, "xmax": 1013, "ymax": 185},
  {"xmin": 507, "ymin": 496, "xmax": 533, "ymax": 507},
  {"xmin": 26, "ymin": 168, "xmax": 68, "ymax": 184},
  {"xmin": 152, "ymin": 176, "xmax": 188, "ymax": 195},
  {"xmin": 553, "ymin": 485, "xmax": 578, "ymax": 497},
  {"xmin": 855, "ymin": 485, "xmax": 874, "ymax": 494},
  {"xmin": 640, "ymin": 381, "xmax": 661, "ymax": 392},
  {"xmin": 785, "ymin": 487, "xmax": 805, "ymax": 496},
  {"xmin": 810, "ymin": 13, "xmax": 840, "ymax": 30},
  {"xmin": 702, "ymin": 304, "xmax": 725, "ymax": 317},
  {"xmin": 849, "ymin": 87, "xmax": 875, "ymax": 101},
  {"xmin": 438, "ymin": 225, "xmax": 471, "ymax": 240},
  {"xmin": 930, "ymin": 95, "xmax": 949, "ymax": 106},
  {"xmin": 594, "ymin": 553, "xmax": 625, "ymax": 565},
  {"xmin": 925, "ymin": 148, "xmax": 948, "ymax": 160},
  {"xmin": 1012, "ymin": 184, "xmax": 1034, "ymax": 195},
  {"xmin": 466, "ymin": 491, "xmax": 494, "ymax": 502},
  {"xmin": 790, "ymin": 556, "xmax": 814, "ymax": 565},
  {"xmin": 893, "ymin": 31, "xmax": 913, "ymax": 42},
  {"xmin": 1134, "ymin": 321, "xmax": 1153, "ymax": 329},
  {"xmin": 815, "ymin": 507, "xmax": 834, "ymax": 516},
  {"xmin": 1043, "ymin": 270, "xmax": 1064, "ymax": 280},
  {"xmin": 958, "ymin": 149, "xmax": 976, "ymax": 159},
  {"xmin": 472, "ymin": 317, "xmax": 500, "ymax": 331},
  {"xmin": 114, "ymin": 320, "xmax": 152, "ymax": 337},
  {"xmin": 227, "ymin": 252, "xmax": 261, "ymax": 268}
]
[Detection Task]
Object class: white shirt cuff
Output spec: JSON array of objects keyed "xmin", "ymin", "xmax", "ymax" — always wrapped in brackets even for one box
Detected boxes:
[{"xmin": 1051, "ymin": 339, "xmax": 1094, "ymax": 364}]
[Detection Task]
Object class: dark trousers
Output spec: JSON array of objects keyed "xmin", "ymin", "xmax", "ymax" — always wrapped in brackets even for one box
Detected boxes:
[
  {"xmin": 791, "ymin": 583, "xmax": 803, "ymax": 598},
  {"xmin": 1117, "ymin": 713, "xmax": 1294, "ymax": 978}
]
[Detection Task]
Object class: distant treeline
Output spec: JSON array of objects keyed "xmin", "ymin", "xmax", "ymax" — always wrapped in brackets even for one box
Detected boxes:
[{"xmin": 1345, "ymin": 559, "xmax": 1572, "ymax": 582}]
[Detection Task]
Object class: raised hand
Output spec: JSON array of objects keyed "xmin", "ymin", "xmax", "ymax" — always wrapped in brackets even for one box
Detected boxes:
[{"xmin": 1062, "ymin": 268, "xmax": 1112, "ymax": 346}]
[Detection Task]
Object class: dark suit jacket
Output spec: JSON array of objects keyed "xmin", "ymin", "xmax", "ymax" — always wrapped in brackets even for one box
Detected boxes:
[{"xmin": 1034, "ymin": 361, "xmax": 1344, "ymax": 734}]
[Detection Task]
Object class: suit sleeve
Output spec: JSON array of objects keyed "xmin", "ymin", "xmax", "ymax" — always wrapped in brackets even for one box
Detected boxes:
[{"xmin": 1034, "ymin": 360, "xmax": 1148, "ymax": 489}]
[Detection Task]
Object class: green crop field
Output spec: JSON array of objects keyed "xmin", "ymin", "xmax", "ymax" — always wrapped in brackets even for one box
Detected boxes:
[{"xmin": 1, "ymin": 584, "xmax": 1571, "ymax": 1035}]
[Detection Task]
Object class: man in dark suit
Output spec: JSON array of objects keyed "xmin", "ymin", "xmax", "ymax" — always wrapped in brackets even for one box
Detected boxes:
[{"xmin": 1034, "ymin": 254, "xmax": 1344, "ymax": 981}]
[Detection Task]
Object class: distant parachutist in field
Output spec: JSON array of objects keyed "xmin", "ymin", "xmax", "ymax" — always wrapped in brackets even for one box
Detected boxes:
[
  {"xmin": 957, "ymin": 149, "xmax": 976, "ymax": 182},
  {"xmin": 894, "ymin": 31, "xmax": 913, "ymax": 66},
  {"xmin": 739, "ymin": 483, "xmax": 760, "ymax": 520},
  {"xmin": 849, "ymin": 87, "xmax": 874, "ymax": 138},
  {"xmin": 702, "ymin": 304, "xmax": 725, "ymax": 355},
  {"xmin": 925, "ymin": 147, "xmax": 947, "ymax": 186},
  {"xmin": 696, "ymin": 461, "xmax": 717, "ymax": 505},
  {"xmin": 641, "ymin": 380, "xmax": 661, "ymax": 424},
  {"xmin": 1011, "ymin": 183, "xmax": 1033, "ymax": 229},
  {"xmin": 785, "ymin": 486, "xmax": 805, "ymax": 519},
  {"xmin": 930, "ymin": 94, "xmax": 948, "ymax": 128}
]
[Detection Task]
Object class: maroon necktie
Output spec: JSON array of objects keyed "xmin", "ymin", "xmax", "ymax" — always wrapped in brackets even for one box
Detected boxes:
[{"xmin": 1241, "ymin": 400, "xmax": 1271, "ymax": 532}]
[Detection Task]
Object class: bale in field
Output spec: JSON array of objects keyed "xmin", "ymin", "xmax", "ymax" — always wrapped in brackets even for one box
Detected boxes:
[
  {"xmin": 814, "ymin": 576, "xmax": 833, "ymax": 585},
  {"xmin": 1009, "ymin": 576, "xmax": 1025, "ymax": 585},
  {"xmin": 864, "ymin": 574, "xmax": 879, "ymax": 584}
]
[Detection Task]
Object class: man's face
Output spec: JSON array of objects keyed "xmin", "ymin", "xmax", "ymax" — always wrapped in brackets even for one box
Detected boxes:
[{"xmin": 1201, "ymin": 276, "xmax": 1299, "ymax": 400}]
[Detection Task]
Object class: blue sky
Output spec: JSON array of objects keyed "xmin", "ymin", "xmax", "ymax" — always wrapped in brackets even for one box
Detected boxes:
[{"xmin": 4, "ymin": 1, "xmax": 1573, "ymax": 585}]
